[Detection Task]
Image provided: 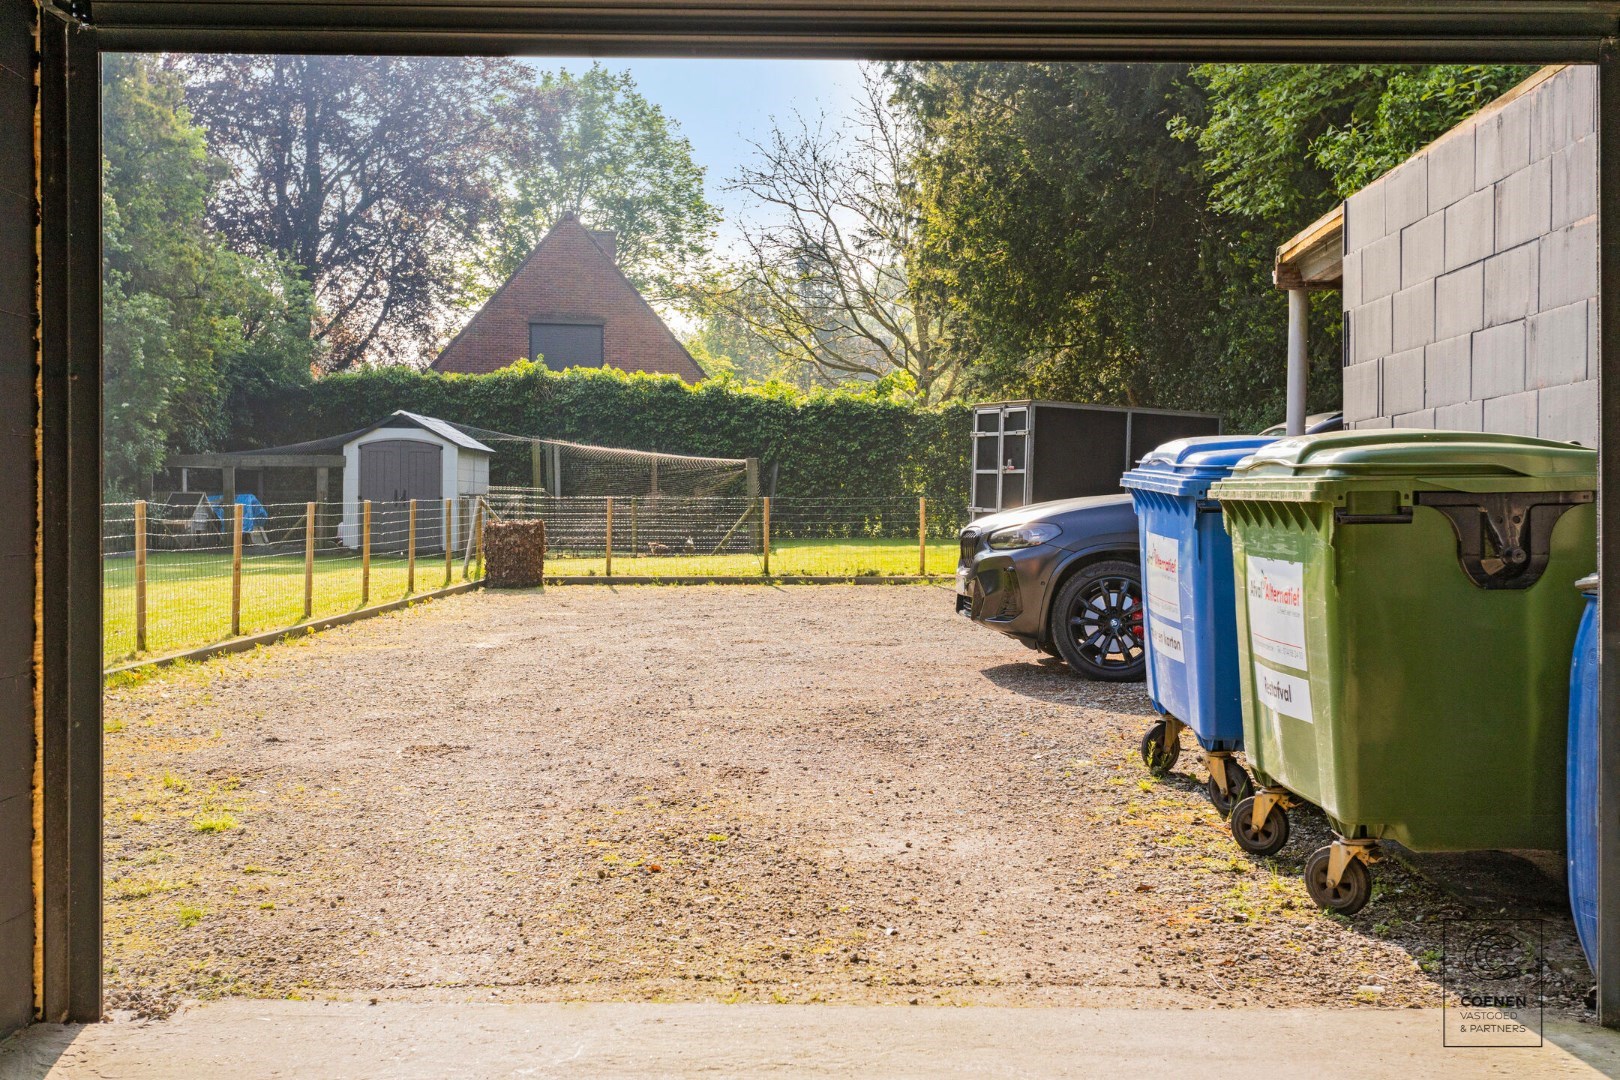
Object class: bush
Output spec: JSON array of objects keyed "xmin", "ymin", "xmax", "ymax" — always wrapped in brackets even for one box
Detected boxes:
[{"xmin": 233, "ymin": 363, "xmax": 974, "ymax": 529}]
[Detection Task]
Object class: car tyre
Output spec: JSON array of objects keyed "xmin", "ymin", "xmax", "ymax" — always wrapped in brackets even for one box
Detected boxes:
[{"xmin": 1049, "ymin": 560, "xmax": 1147, "ymax": 682}]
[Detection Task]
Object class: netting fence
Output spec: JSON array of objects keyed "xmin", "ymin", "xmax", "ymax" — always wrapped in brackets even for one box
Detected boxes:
[{"xmin": 102, "ymin": 494, "xmax": 962, "ymax": 667}]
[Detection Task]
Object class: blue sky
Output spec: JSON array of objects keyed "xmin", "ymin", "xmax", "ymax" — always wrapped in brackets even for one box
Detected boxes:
[{"xmin": 526, "ymin": 58, "xmax": 868, "ymax": 242}]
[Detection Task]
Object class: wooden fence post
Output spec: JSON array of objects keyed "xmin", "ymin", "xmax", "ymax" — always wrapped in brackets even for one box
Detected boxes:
[
  {"xmin": 918, "ymin": 496, "xmax": 927, "ymax": 577},
  {"xmin": 134, "ymin": 499, "xmax": 147, "ymax": 653},
  {"xmin": 762, "ymin": 496, "xmax": 771, "ymax": 577},
  {"xmin": 605, "ymin": 496, "xmax": 614, "ymax": 577},
  {"xmin": 444, "ymin": 497, "xmax": 453, "ymax": 586},
  {"xmin": 304, "ymin": 501, "xmax": 315, "ymax": 621},
  {"xmin": 230, "ymin": 501, "xmax": 243, "ymax": 637},
  {"xmin": 474, "ymin": 499, "xmax": 485, "ymax": 577},
  {"xmin": 407, "ymin": 498, "xmax": 417, "ymax": 595},
  {"xmin": 361, "ymin": 499, "xmax": 372, "ymax": 605}
]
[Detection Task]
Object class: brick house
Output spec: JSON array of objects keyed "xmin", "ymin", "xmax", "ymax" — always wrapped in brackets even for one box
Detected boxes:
[{"xmin": 432, "ymin": 212, "xmax": 705, "ymax": 381}]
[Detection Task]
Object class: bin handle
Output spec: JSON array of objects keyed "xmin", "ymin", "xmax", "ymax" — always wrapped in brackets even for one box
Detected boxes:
[
  {"xmin": 1332, "ymin": 508, "xmax": 1414, "ymax": 525},
  {"xmin": 1414, "ymin": 490, "xmax": 1593, "ymax": 590}
]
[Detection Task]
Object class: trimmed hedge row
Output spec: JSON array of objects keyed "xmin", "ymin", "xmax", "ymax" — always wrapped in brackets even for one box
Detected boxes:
[{"xmin": 235, "ymin": 363, "xmax": 974, "ymax": 529}]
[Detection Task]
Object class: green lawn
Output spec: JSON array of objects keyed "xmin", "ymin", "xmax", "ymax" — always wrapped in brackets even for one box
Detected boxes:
[
  {"xmin": 546, "ymin": 537, "xmax": 958, "ymax": 579},
  {"xmin": 103, "ymin": 537, "xmax": 955, "ymax": 664},
  {"xmin": 103, "ymin": 549, "xmax": 473, "ymax": 663}
]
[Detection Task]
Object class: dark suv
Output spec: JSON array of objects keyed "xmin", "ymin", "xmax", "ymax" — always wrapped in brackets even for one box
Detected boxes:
[
  {"xmin": 956, "ymin": 411, "xmax": 1344, "ymax": 680},
  {"xmin": 956, "ymin": 494, "xmax": 1146, "ymax": 680}
]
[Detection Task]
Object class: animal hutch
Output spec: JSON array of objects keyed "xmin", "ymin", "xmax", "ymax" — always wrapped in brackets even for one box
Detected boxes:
[{"xmin": 970, "ymin": 400, "xmax": 1222, "ymax": 518}]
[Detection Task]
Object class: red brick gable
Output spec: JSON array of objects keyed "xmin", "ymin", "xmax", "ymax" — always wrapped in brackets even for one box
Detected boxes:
[{"xmin": 432, "ymin": 215, "xmax": 704, "ymax": 381}]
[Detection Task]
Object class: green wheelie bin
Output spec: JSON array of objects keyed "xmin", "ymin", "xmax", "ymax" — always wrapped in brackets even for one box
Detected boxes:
[{"xmin": 1208, "ymin": 430, "xmax": 1595, "ymax": 915}]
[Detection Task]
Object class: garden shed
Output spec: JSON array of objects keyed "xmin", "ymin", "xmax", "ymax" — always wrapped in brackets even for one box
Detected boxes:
[{"xmin": 336, "ymin": 411, "xmax": 493, "ymax": 553}]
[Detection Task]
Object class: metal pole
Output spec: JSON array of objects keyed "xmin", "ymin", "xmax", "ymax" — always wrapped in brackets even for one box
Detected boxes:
[
  {"xmin": 1595, "ymin": 38, "xmax": 1620, "ymax": 1028},
  {"xmin": 918, "ymin": 497, "xmax": 927, "ymax": 577},
  {"xmin": 605, "ymin": 496, "xmax": 614, "ymax": 578},
  {"xmin": 1286, "ymin": 288, "xmax": 1309, "ymax": 436},
  {"xmin": 361, "ymin": 499, "xmax": 371, "ymax": 605}
]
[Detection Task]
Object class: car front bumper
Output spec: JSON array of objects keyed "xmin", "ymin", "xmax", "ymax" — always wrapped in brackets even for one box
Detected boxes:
[{"xmin": 955, "ymin": 538, "xmax": 1064, "ymax": 644}]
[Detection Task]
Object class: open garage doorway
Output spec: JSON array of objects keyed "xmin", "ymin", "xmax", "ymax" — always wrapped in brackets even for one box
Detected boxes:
[{"xmin": 9, "ymin": 2, "xmax": 1620, "ymax": 1062}]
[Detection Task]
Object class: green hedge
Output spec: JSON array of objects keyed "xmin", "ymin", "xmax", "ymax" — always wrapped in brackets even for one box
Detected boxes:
[{"xmin": 236, "ymin": 363, "xmax": 974, "ymax": 529}]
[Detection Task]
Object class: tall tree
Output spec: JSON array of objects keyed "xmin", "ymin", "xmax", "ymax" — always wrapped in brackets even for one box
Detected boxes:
[
  {"xmin": 895, "ymin": 62, "xmax": 1313, "ymax": 425},
  {"xmin": 1174, "ymin": 63, "xmax": 1537, "ymax": 225},
  {"xmin": 171, "ymin": 54, "xmax": 550, "ymax": 369},
  {"xmin": 102, "ymin": 54, "xmax": 317, "ymax": 493},
  {"xmin": 474, "ymin": 64, "xmax": 719, "ymax": 310},
  {"xmin": 724, "ymin": 67, "xmax": 954, "ymax": 401}
]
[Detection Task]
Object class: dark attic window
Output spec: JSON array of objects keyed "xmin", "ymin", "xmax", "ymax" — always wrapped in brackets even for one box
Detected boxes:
[{"xmin": 530, "ymin": 321, "xmax": 605, "ymax": 370}]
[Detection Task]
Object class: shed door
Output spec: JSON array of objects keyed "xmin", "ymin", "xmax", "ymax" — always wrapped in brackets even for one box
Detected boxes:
[{"xmin": 359, "ymin": 439, "xmax": 444, "ymax": 555}]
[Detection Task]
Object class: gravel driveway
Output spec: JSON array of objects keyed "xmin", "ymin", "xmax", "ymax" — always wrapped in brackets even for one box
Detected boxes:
[{"xmin": 102, "ymin": 584, "xmax": 1591, "ymax": 1017}]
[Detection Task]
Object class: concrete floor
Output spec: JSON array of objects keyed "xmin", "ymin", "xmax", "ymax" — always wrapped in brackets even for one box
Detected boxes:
[{"xmin": 4, "ymin": 1001, "xmax": 1620, "ymax": 1079}]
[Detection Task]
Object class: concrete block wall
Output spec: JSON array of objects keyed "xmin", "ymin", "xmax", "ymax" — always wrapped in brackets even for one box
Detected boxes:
[{"xmin": 1340, "ymin": 65, "xmax": 1598, "ymax": 446}]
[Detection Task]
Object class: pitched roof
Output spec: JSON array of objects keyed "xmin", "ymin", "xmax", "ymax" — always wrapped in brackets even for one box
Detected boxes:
[{"xmin": 431, "ymin": 214, "xmax": 704, "ymax": 381}]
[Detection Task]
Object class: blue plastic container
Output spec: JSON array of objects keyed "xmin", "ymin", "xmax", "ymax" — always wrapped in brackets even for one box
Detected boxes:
[
  {"xmin": 1121, "ymin": 436, "xmax": 1277, "ymax": 751},
  {"xmin": 1568, "ymin": 572, "xmax": 1599, "ymax": 972}
]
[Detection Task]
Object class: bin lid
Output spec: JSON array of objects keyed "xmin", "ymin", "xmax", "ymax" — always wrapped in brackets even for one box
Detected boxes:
[
  {"xmin": 1222, "ymin": 429, "xmax": 1596, "ymax": 485},
  {"xmin": 1121, "ymin": 435, "xmax": 1278, "ymax": 497}
]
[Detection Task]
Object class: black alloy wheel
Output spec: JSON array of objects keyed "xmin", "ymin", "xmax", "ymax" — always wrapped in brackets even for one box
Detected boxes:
[{"xmin": 1050, "ymin": 560, "xmax": 1147, "ymax": 682}]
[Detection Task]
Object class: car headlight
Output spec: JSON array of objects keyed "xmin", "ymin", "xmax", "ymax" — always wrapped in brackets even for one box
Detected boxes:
[{"xmin": 986, "ymin": 522, "xmax": 1062, "ymax": 550}]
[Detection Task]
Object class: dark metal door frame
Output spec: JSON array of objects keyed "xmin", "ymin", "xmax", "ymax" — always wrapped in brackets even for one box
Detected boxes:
[{"xmin": 32, "ymin": 0, "xmax": 1620, "ymax": 1028}]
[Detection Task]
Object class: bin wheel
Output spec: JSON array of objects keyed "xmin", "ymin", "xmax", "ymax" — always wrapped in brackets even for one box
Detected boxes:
[
  {"xmin": 1140, "ymin": 721, "xmax": 1180, "ymax": 775},
  {"xmin": 1230, "ymin": 795, "xmax": 1289, "ymax": 856},
  {"xmin": 1304, "ymin": 846, "xmax": 1372, "ymax": 916},
  {"xmin": 1205, "ymin": 758, "xmax": 1254, "ymax": 818}
]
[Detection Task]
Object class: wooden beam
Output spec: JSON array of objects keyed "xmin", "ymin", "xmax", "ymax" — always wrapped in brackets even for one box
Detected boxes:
[{"xmin": 168, "ymin": 453, "xmax": 345, "ymax": 470}]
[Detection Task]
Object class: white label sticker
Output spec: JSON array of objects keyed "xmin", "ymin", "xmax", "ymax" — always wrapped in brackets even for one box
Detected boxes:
[
  {"xmin": 1245, "ymin": 556, "xmax": 1307, "ymax": 670},
  {"xmin": 1150, "ymin": 618, "xmax": 1185, "ymax": 664},
  {"xmin": 1144, "ymin": 531, "xmax": 1182, "ymax": 625},
  {"xmin": 1255, "ymin": 664, "xmax": 1314, "ymax": 723}
]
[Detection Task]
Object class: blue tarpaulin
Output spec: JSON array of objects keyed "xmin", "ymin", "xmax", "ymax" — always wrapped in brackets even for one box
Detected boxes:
[{"xmin": 207, "ymin": 493, "xmax": 269, "ymax": 534}]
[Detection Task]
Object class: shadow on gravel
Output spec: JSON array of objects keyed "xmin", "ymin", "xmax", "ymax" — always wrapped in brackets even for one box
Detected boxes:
[{"xmin": 975, "ymin": 659, "xmax": 1149, "ymax": 706}]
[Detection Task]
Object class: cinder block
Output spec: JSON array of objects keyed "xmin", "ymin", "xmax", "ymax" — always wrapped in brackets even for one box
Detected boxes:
[
  {"xmin": 1425, "ymin": 334, "xmax": 1473, "ymax": 408},
  {"xmin": 1539, "ymin": 65, "xmax": 1598, "ymax": 150},
  {"xmin": 1400, "ymin": 210, "xmax": 1444, "ymax": 288},
  {"xmin": 1475, "ymin": 94, "xmax": 1532, "ymax": 189},
  {"xmin": 1551, "ymin": 134, "xmax": 1596, "ymax": 230},
  {"xmin": 1482, "ymin": 389, "xmax": 1540, "ymax": 438},
  {"xmin": 1527, "ymin": 299, "xmax": 1588, "ymax": 389},
  {"xmin": 1537, "ymin": 379, "xmax": 1598, "ymax": 446},
  {"xmin": 1434, "ymin": 263, "xmax": 1485, "ymax": 340},
  {"xmin": 1471, "ymin": 320, "xmax": 1526, "ymax": 400},
  {"xmin": 1350, "ymin": 296, "xmax": 1393, "ymax": 365},
  {"xmin": 1394, "ymin": 409, "xmax": 1436, "ymax": 429},
  {"xmin": 1383, "ymin": 156, "xmax": 1428, "ymax": 233},
  {"xmin": 1381, "ymin": 347, "xmax": 1425, "ymax": 416},
  {"xmin": 1392, "ymin": 282, "xmax": 1435, "ymax": 353},
  {"xmin": 1345, "ymin": 180, "xmax": 1386, "ymax": 250},
  {"xmin": 1340, "ymin": 248, "xmax": 1362, "ymax": 309},
  {"xmin": 1343, "ymin": 360, "xmax": 1380, "ymax": 423},
  {"xmin": 1483, "ymin": 241, "xmax": 1539, "ymax": 328},
  {"xmin": 1427, "ymin": 128, "xmax": 1476, "ymax": 211},
  {"xmin": 1444, "ymin": 187, "xmax": 1494, "ymax": 271},
  {"xmin": 1435, "ymin": 399, "xmax": 1485, "ymax": 431},
  {"xmin": 1360, "ymin": 232, "xmax": 1401, "ymax": 302},
  {"xmin": 1493, "ymin": 157, "xmax": 1551, "ymax": 252},
  {"xmin": 1540, "ymin": 219, "xmax": 1597, "ymax": 310}
]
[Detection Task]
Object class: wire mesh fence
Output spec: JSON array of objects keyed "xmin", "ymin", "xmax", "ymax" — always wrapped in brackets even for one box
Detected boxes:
[
  {"xmin": 103, "ymin": 498, "xmax": 485, "ymax": 666},
  {"xmin": 102, "ymin": 494, "xmax": 960, "ymax": 667}
]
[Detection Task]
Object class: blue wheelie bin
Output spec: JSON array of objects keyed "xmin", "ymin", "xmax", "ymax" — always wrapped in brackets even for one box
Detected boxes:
[
  {"xmin": 1121, "ymin": 435, "xmax": 1277, "ymax": 813},
  {"xmin": 1568, "ymin": 572, "xmax": 1599, "ymax": 972}
]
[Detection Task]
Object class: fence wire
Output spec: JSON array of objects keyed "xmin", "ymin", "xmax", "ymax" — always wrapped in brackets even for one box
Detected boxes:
[{"xmin": 103, "ymin": 494, "xmax": 959, "ymax": 666}]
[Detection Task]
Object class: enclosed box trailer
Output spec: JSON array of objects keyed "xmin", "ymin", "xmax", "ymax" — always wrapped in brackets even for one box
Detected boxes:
[{"xmin": 970, "ymin": 400, "xmax": 1223, "ymax": 518}]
